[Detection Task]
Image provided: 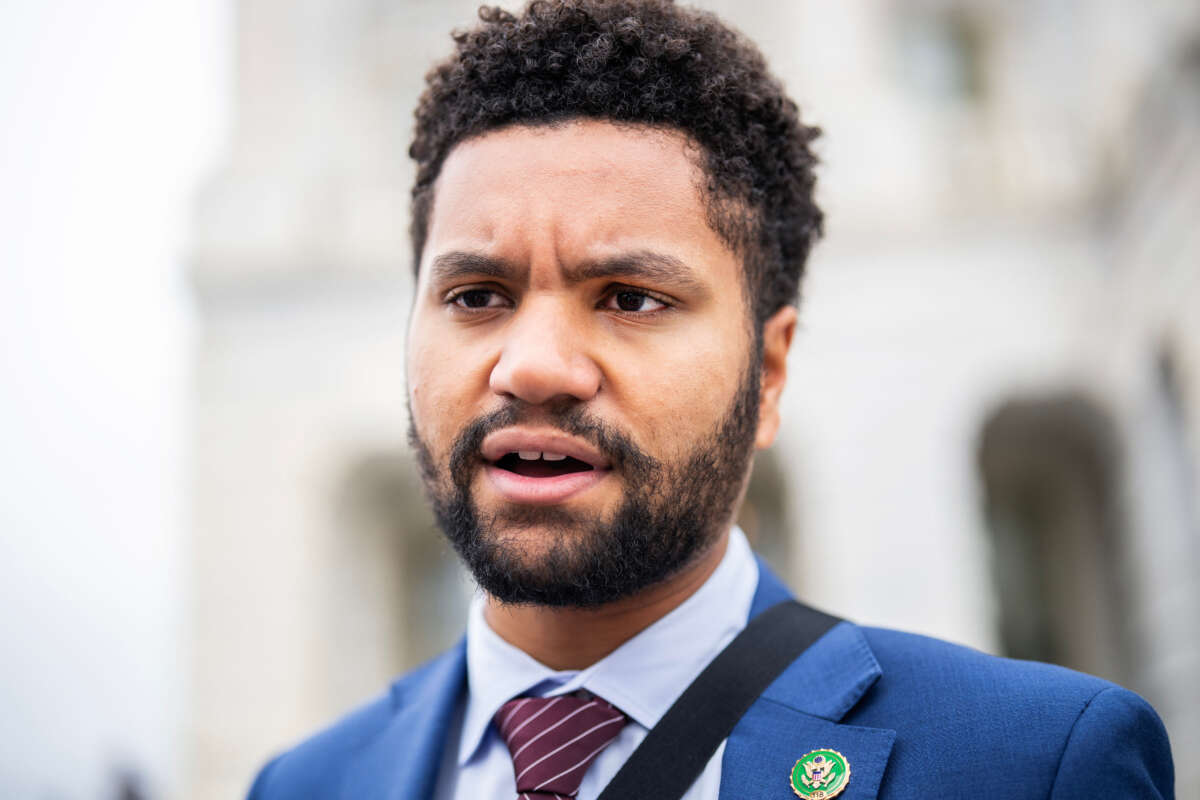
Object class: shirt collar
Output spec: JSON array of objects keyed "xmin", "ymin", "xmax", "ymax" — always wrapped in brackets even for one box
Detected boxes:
[{"xmin": 458, "ymin": 526, "xmax": 760, "ymax": 766}]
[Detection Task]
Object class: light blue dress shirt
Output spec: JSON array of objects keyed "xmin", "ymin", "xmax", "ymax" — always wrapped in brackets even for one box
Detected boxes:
[{"xmin": 433, "ymin": 526, "xmax": 760, "ymax": 800}]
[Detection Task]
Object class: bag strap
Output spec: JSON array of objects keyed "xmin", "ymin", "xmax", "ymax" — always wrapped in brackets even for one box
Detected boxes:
[{"xmin": 595, "ymin": 600, "xmax": 841, "ymax": 800}]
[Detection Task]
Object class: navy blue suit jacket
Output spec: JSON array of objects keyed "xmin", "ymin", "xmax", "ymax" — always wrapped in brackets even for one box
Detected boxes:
[{"xmin": 248, "ymin": 562, "xmax": 1174, "ymax": 799}]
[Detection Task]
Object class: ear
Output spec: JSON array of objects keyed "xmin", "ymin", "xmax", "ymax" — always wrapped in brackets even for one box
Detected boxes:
[{"xmin": 755, "ymin": 305, "xmax": 797, "ymax": 450}]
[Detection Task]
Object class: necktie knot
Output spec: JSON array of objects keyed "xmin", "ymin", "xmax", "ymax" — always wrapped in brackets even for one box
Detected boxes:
[{"xmin": 494, "ymin": 693, "xmax": 628, "ymax": 799}]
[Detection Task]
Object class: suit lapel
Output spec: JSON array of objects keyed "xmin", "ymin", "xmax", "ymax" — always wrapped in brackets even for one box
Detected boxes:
[
  {"xmin": 342, "ymin": 640, "xmax": 467, "ymax": 800},
  {"xmin": 719, "ymin": 563, "xmax": 896, "ymax": 799},
  {"xmin": 721, "ymin": 702, "xmax": 895, "ymax": 800},
  {"xmin": 339, "ymin": 564, "xmax": 895, "ymax": 800}
]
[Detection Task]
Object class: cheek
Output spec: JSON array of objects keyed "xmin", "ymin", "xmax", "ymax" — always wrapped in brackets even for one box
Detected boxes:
[
  {"xmin": 606, "ymin": 328, "xmax": 746, "ymax": 455},
  {"xmin": 407, "ymin": 316, "xmax": 497, "ymax": 451},
  {"xmin": 408, "ymin": 332, "xmax": 460, "ymax": 446}
]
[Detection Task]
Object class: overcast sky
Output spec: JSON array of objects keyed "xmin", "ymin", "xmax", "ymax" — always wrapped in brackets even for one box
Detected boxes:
[{"xmin": 0, "ymin": 1, "xmax": 227, "ymax": 795}]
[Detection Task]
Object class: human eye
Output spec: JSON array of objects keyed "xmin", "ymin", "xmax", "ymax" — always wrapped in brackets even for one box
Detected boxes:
[
  {"xmin": 600, "ymin": 287, "xmax": 671, "ymax": 314},
  {"xmin": 445, "ymin": 286, "xmax": 510, "ymax": 311}
]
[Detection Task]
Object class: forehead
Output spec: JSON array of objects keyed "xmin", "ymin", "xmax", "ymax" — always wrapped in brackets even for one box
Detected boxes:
[{"xmin": 423, "ymin": 121, "xmax": 739, "ymax": 283}]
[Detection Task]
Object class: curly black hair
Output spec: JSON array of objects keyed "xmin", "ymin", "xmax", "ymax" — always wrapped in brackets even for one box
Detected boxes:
[{"xmin": 409, "ymin": 0, "xmax": 823, "ymax": 326}]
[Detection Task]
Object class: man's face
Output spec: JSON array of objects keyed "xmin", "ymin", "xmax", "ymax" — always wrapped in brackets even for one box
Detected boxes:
[{"xmin": 407, "ymin": 120, "xmax": 768, "ymax": 606}]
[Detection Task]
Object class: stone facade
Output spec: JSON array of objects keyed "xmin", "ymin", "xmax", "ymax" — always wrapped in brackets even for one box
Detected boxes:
[{"xmin": 189, "ymin": 2, "xmax": 1200, "ymax": 797}]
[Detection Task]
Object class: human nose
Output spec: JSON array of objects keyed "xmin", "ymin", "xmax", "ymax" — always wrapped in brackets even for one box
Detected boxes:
[{"xmin": 489, "ymin": 300, "xmax": 601, "ymax": 405}]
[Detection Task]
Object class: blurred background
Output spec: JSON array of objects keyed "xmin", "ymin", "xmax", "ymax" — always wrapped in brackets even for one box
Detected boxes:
[{"xmin": 2, "ymin": 0, "xmax": 1198, "ymax": 797}]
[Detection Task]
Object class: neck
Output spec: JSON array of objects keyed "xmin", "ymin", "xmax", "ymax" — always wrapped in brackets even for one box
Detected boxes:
[{"xmin": 483, "ymin": 531, "xmax": 731, "ymax": 670}]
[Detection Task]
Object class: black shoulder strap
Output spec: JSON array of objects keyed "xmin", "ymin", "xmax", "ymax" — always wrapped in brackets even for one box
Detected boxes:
[{"xmin": 596, "ymin": 600, "xmax": 841, "ymax": 800}]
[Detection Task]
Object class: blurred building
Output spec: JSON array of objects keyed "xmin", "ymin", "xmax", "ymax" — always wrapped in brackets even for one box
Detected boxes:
[{"xmin": 188, "ymin": 1, "xmax": 1200, "ymax": 798}]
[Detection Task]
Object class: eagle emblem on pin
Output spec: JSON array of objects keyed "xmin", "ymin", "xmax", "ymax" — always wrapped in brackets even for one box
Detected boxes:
[{"xmin": 790, "ymin": 749, "xmax": 850, "ymax": 799}]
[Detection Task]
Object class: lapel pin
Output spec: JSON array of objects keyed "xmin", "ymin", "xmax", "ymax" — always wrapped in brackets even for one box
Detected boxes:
[{"xmin": 790, "ymin": 748, "xmax": 850, "ymax": 799}]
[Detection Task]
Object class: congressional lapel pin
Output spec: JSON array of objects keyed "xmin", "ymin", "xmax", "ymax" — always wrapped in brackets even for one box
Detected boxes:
[{"xmin": 790, "ymin": 749, "xmax": 850, "ymax": 799}]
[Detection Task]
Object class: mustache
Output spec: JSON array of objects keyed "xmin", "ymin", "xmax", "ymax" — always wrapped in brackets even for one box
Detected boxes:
[{"xmin": 447, "ymin": 400, "xmax": 655, "ymax": 489}]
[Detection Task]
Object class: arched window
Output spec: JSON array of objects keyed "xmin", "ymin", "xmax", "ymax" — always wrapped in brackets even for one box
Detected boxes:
[
  {"xmin": 332, "ymin": 452, "xmax": 471, "ymax": 701},
  {"xmin": 737, "ymin": 448, "xmax": 797, "ymax": 582},
  {"xmin": 977, "ymin": 394, "xmax": 1129, "ymax": 684}
]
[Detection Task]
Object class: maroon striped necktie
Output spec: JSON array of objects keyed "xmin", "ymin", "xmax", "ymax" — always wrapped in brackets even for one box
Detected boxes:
[{"xmin": 493, "ymin": 693, "xmax": 628, "ymax": 800}]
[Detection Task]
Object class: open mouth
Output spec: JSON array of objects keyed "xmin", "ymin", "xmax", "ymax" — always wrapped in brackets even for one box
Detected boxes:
[
  {"xmin": 480, "ymin": 430, "xmax": 611, "ymax": 504},
  {"xmin": 493, "ymin": 451, "xmax": 597, "ymax": 479}
]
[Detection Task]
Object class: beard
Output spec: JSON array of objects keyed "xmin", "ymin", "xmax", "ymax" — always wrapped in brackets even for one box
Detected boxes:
[{"xmin": 409, "ymin": 348, "xmax": 761, "ymax": 608}]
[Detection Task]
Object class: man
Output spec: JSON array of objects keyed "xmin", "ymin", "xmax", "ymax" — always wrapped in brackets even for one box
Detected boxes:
[{"xmin": 248, "ymin": 1, "xmax": 1174, "ymax": 798}]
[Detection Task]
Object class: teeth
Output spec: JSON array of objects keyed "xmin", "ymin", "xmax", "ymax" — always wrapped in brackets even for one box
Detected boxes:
[
  {"xmin": 517, "ymin": 451, "xmax": 541, "ymax": 461},
  {"xmin": 543, "ymin": 452, "xmax": 567, "ymax": 462}
]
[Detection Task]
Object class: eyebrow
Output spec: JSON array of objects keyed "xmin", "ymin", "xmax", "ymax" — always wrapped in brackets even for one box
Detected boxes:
[
  {"xmin": 569, "ymin": 251, "xmax": 708, "ymax": 295},
  {"xmin": 428, "ymin": 249, "xmax": 708, "ymax": 295},
  {"xmin": 428, "ymin": 251, "xmax": 522, "ymax": 284}
]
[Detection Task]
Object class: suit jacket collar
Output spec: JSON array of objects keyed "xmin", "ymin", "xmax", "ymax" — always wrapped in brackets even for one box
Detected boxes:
[
  {"xmin": 719, "ymin": 559, "xmax": 896, "ymax": 799},
  {"xmin": 344, "ymin": 640, "xmax": 467, "ymax": 800},
  {"xmin": 347, "ymin": 558, "xmax": 894, "ymax": 799},
  {"xmin": 748, "ymin": 558, "xmax": 883, "ymax": 722}
]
